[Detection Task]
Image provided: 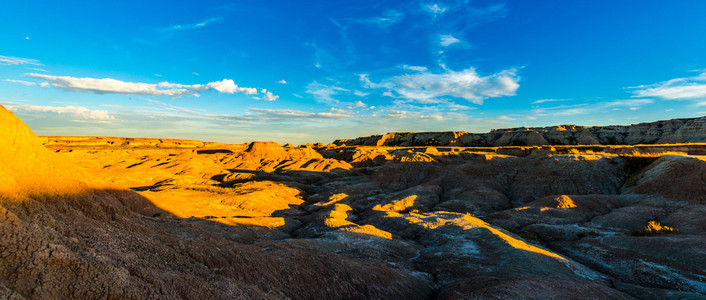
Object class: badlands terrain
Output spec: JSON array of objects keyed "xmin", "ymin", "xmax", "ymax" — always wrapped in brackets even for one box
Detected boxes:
[{"xmin": 2, "ymin": 104, "xmax": 706, "ymax": 299}]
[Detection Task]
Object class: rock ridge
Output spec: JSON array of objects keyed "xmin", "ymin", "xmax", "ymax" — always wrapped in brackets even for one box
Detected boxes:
[{"xmin": 334, "ymin": 116, "xmax": 706, "ymax": 147}]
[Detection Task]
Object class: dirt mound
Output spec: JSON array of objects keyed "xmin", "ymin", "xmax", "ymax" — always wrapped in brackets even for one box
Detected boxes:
[
  {"xmin": 241, "ymin": 141, "xmax": 324, "ymax": 161},
  {"xmin": 626, "ymin": 155, "xmax": 706, "ymax": 204},
  {"xmin": 507, "ymin": 155, "xmax": 625, "ymax": 206},
  {"xmin": 241, "ymin": 141, "xmax": 290, "ymax": 160}
]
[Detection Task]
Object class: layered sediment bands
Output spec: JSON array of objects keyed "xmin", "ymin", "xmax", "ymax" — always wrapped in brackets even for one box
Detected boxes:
[
  {"xmin": 333, "ymin": 116, "xmax": 706, "ymax": 147},
  {"xmin": 5, "ymin": 106, "xmax": 706, "ymax": 299}
]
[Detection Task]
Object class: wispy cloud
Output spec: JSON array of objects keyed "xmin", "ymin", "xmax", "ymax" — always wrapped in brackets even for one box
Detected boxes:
[
  {"xmin": 631, "ymin": 71, "xmax": 706, "ymax": 100},
  {"xmin": 254, "ymin": 89, "xmax": 279, "ymax": 101},
  {"xmin": 401, "ymin": 65, "xmax": 428, "ymax": 72},
  {"xmin": 603, "ymin": 99, "xmax": 653, "ymax": 108},
  {"xmin": 356, "ymin": 10, "xmax": 404, "ymax": 28},
  {"xmin": 532, "ymin": 98, "xmax": 563, "ymax": 104},
  {"xmin": 2, "ymin": 102, "xmax": 115, "ymax": 122},
  {"xmin": 440, "ymin": 35, "xmax": 460, "ymax": 47},
  {"xmin": 4, "ymin": 79, "xmax": 36, "ymax": 86},
  {"xmin": 163, "ymin": 16, "xmax": 223, "ymax": 31},
  {"xmin": 0, "ymin": 55, "xmax": 40, "ymax": 66},
  {"xmin": 424, "ymin": 3, "xmax": 447, "ymax": 16},
  {"xmin": 353, "ymin": 90, "xmax": 369, "ymax": 97},
  {"xmin": 26, "ymin": 73, "xmax": 276, "ymax": 99},
  {"xmin": 360, "ymin": 67, "xmax": 520, "ymax": 104},
  {"xmin": 305, "ymin": 81, "xmax": 349, "ymax": 105},
  {"xmin": 532, "ymin": 99, "xmax": 654, "ymax": 118},
  {"xmin": 240, "ymin": 108, "xmax": 349, "ymax": 120}
]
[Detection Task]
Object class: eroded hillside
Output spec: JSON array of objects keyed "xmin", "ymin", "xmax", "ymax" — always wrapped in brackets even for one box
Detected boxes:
[{"xmin": 2, "ymin": 106, "xmax": 705, "ymax": 299}]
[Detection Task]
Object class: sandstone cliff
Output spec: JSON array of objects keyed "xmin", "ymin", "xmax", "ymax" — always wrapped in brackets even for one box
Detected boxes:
[{"xmin": 334, "ymin": 116, "xmax": 706, "ymax": 147}]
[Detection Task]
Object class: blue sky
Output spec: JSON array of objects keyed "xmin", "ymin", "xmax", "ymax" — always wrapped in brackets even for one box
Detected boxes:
[{"xmin": 2, "ymin": 0, "xmax": 706, "ymax": 144}]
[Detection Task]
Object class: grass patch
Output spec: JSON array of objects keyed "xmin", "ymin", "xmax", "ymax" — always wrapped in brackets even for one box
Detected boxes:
[{"xmin": 631, "ymin": 221, "xmax": 678, "ymax": 236}]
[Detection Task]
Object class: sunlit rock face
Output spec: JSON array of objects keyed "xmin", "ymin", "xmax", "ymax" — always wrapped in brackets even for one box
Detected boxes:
[{"xmin": 3, "ymin": 106, "xmax": 706, "ymax": 299}]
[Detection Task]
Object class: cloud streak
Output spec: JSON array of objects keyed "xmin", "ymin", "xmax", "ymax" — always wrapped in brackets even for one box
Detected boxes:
[
  {"xmin": 305, "ymin": 81, "xmax": 349, "ymax": 104},
  {"xmin": 356, "ymin": 10, "xmax": 405, "ymax": 28},
  {"xmin": 360, "ymin": 67, "xmax": 520, "ymax": 104},
  {"xmin": 440, "ymin": 35, "xmax": 460, "ymax": 46},
  {"xmin": 0, "ymin": 55, "xmax": 40, "ymax": 66},
  {"xmin": 26, "ymin": 73, "xmax": 276, "ymax": 99},
  {"xmin": 2, "ymin": 102, "xmax": 115, "ymax": 122},
  {"xmin": 164, "ymin": 16, "xmax": 223, "ymax": 31},
  {"xmin": 631, "ymin": 72, "xmax": 706, "ymax": 100},
  {"xmin": 4, "ymin": 79, "xmax": 36, "ymax": 86}
]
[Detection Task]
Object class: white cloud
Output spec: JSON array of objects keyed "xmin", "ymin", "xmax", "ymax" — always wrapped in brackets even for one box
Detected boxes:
[
  {"xmin": 358, "ymin": 10, "xmax": 404, "ymax": 28},
  {"xmin": 353, "ymin": 100, "xmax": 367, "ymax": 108},
  {"xmin": 353, "ymin": 90, "xmax": 369, "ymax": 97},
  {"xmin": 361, "ymin": 67, "xmax": 520, "ymax": 104},
  {"xmin": 401, "ymin": 65, "xmax": 428, "ymax": 72},
  {"xmin": 277, "ymin": 79, "xmax": 287, "ymax": 84},
  {"xmin": 2, "ymin": 103, "xmax": 115, "ymax": 122},
  {"xmin": 254, "ymin": 89, "xmax": 279, "ymax": 101},
  {"xmin": 532, "ymin": 98, "xmax": 562, "ymax": 104},
  {"xmin": 0, "ymin": 55, "xmax": 40, "ymax": 66},
  {"xmin": 531, "ymin": 98, "xmax": 653, "ymax": 118},
  {"xmin": 553, "ymin": 108, "xmax": 590, "ymax": 116},
  {"xmin": 603, "ymin": 99, "xmax": 653, "ymax": 107},
  {"xmin": 4, "ymin": 79, "xmax": 35, "ymax": 86},
  {"xmin": 420, "ymin": 114, "xmax": 444, "ymax": 120},
  {"xmin": 494, "ymin": 115, "xmax": 515, "ymax": 121},
  {"xmin": 305, "ymin": 81, "xmax": 349, "ymax": 104},
  {"xmin": 631, "ymin": 72, "xmax": 706, "ymax": 100},
  {"xmin": 236, "ymin": 108, "xmax": 349, "ymax": 120},
  {"xmin": 440, "ymin": 35, "xmax": 460, "ymax": 47},
  {"xmin": 28, "ymin": 73, "xmax": 206, "ymax": 97},
  {"xmin": 425, "ymin": 3, "xmax": 447, "ymax": 15},
  {"xmin": 446, "ymin": 103, "xmax": 474, "ymax": 110},
  {"xmin": 207, "ymin": 79, "xmax": 258, "ymax": 95},
  {"xmin": 27, "ymin": 73, "xmax": 271, "ymax": 98},
  {"xmin": 164, "ymin": 16, "xmax": 223, "ymax": 31}
]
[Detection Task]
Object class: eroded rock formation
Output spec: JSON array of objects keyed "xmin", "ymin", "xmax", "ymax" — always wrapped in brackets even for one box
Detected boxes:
[
  {"xmin": 334, "ymin": 116, "xmax": 706, "ymax": 147},
  {"xmin": 2, "ymin": 106, "xmax": 705, "ymax": 299}
]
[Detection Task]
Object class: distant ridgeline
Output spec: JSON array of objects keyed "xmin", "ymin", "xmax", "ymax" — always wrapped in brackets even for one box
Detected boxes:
[{"xmin": 334, "ymin": 116, "xmax": 706, "ymax": 147}]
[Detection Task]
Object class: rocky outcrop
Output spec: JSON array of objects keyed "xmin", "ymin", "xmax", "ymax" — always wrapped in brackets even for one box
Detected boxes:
[{"xmin": 334, "ymin": 116, "xmax": 706, "ymax": 146}]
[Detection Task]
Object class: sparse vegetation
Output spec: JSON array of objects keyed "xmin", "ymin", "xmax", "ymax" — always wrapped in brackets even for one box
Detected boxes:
[{"xmin": 631, "ymin": 221, "xmax": 678, "ymax": 236}]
